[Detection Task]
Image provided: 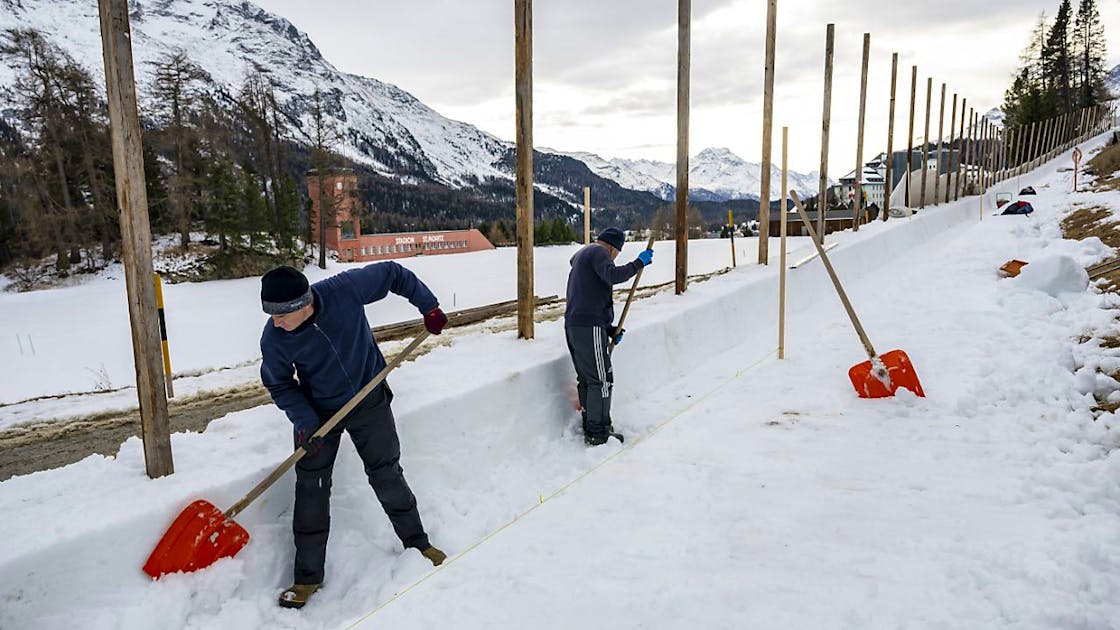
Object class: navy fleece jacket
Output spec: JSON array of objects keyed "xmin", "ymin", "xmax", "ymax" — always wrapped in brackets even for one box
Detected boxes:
[
  {"xmin": 260, "ymin": 262, "xmax": 438, "ymax": 431},
  {"xmin": 564, "ymin": 244, "xmax": 643, "ymax": 329}
]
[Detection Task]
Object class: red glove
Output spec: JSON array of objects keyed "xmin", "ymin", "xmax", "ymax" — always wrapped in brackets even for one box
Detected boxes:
[{"xmin": 424, "ymin": 307, "xmax": 448, "ymax": 335}]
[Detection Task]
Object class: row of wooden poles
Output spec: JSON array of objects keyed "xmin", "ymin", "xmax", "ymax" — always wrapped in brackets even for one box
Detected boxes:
[
  {"xmin": 513, "ymin": 0, "xmax": 1116, "ymax": 340},
  {"xmin": 93, "ymin": 0, "xmax": 1116, "ymax": 478}
]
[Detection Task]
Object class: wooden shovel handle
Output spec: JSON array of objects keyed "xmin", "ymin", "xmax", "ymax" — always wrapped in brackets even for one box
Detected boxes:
[
  {"xmin": 225, "ymin": 331, "xmax": 431, "ymax": 519},
  {"xmin": 788, "ymin": 191, "xmax": 878, "ymax": 360},
  {"xmin": 609, "ymin": 234, "xmax": 657, "ymax": 352}
]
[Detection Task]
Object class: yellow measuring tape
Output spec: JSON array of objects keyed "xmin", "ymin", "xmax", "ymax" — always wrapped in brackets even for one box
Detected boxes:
[{"xmin": 345, "ymin": 347, "xmax": 778, "ymax": 627}]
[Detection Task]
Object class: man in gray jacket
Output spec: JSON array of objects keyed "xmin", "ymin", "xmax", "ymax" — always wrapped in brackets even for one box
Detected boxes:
[{"xmin": 564, "ymin": 227, "xmax": 653, "ymax": 445}]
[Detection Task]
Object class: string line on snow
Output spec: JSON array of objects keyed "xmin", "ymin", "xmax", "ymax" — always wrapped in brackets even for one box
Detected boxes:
[{"xmin": 344, "ymin": 347, "xmax": 779, "ymax": 628}]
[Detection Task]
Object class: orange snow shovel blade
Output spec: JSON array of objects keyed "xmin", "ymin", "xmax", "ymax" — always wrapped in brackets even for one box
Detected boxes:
[
  {"xmin": 847, "ymin": 349, "xmax": 925, "ymax": 399},
  {"xmin": 142, "ymin": 499, "xmax": 249, "ymax": 579}
]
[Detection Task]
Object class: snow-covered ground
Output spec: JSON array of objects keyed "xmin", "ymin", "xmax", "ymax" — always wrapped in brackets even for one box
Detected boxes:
[{"xmin": 1, "ymin": 133, "xmax": 1119, "ymax": 629}]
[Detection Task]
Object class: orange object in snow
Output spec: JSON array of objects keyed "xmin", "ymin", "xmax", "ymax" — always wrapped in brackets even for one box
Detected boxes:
[
  {"xmin": 999, "ymin": 260, "xmax": 1028, "ymax": 278},
  {"xmin": 848, "ymin": 349, "xmax": 925, "ymax": 398}
]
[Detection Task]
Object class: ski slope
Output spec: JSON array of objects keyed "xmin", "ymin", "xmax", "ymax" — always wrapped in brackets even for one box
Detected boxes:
[{"xmin": 1, "ymin": 133, "xmax": 1119, "ymax": 628}]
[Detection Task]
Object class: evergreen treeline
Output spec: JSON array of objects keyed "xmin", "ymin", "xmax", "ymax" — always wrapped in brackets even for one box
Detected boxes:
[{"xmin": 1003, "ymin": 0, "xmax": 1110, "ymax": 127}]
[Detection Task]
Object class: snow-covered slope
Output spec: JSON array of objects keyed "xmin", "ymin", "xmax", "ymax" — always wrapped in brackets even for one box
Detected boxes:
[
  {"xmin": 560, "ymin": 147, "xmax": 823, "ymax": 202},
  {"xmin": 0, "ymin": 0, "xmax": 510, "ymax": 186},
  {"xmin": 1107, "ymin": 63, "xmax": 1120, "ymax": 98}
]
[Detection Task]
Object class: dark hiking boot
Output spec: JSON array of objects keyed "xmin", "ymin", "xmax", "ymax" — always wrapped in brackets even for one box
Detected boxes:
[
  {"xmin": 278, "ymin": 583, "xmax": 321, "ymax": 609},
  {"xmin": 421, "ymin": 545, "xmax": 447, "ymax": 566},
  {"xmin": 584, "ymin": 432, "xmax": 608, "ymax": 446}
]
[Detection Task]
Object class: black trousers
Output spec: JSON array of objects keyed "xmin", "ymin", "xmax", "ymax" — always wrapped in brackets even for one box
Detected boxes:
[
  {"xmin": 292, "ymin": 383, "xmax": 429, "ymax": 585},
  {"xmin": 565, "ymin": 325, "xmax": 614, "ymax": 438}
]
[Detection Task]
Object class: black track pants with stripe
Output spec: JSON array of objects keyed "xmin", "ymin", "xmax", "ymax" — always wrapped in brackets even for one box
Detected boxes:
[{"xmin": 565, "ymin": 325, "xmax": 613, "ymax": 438}]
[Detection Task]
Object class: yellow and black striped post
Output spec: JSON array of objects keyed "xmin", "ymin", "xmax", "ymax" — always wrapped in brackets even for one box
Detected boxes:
[
  {"xmin": 728, "ymin": 209, "xmax": 737, "ymax": 268},
  {"xmin": 153, "ymin": 273, "xmax": 174, "ymax": 398}
]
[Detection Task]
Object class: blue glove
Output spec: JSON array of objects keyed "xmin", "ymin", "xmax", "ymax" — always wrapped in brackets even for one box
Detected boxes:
[
  {"xmin": 613, "ymin": 330, "xmax": 624, "ymax": 346},
  {"xmin": 636, "ymin": 249, "xmax": 654, "ymax": 266}
]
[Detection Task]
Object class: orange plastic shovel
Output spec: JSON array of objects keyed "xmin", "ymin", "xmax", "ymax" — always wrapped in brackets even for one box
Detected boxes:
[
  {"xmin": 788, "ymin": 192, "xmax": 924, "ymax": 398},
  {"xmin": 142, "ymin": 332, "xmax": 430, "ymax": 579}
]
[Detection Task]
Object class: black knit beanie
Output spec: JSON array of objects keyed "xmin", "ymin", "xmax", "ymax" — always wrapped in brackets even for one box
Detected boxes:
[
  {"xmin": 596, "ymin": 227, "xmax": 625, "ymax": 251},
  {"xmin": 261, "ymin": 266, "xmax": 312, "ymax": 315}
]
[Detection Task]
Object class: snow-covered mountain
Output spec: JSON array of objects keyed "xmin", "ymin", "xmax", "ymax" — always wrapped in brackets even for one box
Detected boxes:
[
  {"xmin": 1107, "ymin": 63, "xmax": 1120, "ymax": 98},
  {"xmin": 558, "ymin": 147, "xmax": 823, "ymax": 202},
  {"xmin": 0, "ymin": 0, "xmax": 511, "ymax": 187}
]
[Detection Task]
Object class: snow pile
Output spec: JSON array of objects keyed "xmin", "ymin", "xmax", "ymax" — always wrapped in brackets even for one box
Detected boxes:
[{"xmin": 1016, "ymin": 255, "xmax": 1091, "ymax": 296}]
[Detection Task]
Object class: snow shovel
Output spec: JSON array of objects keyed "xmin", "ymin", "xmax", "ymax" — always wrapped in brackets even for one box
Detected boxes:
[
  {"xmin": 142, "ymin": 331, "xmax": 431, "ymax": 579},
  {"xmin": 788, "ymin": 191, "xmax": 924, "ymax": 398}
]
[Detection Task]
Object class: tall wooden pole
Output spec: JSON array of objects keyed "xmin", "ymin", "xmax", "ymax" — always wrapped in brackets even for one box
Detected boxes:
[
  {"xmin": 883, "ymin": 52, "xmax": 897, "ymax": 220},
  {"xmin": 981, "ymin": 118, "xmax": 990, "ymax": 193},
  {"xmin": 852, "ymin": 33, "xmax": 869, "ymax": 230},
  {"xmin": 816, "ymin": 24, "xmax": 835, "ymax": 242},
  {"xmin": 954, "ymin": 97, "xmax": 966, "ymax": 200},
  {"xmin": 945, "ymin": 92, "xmax": 956, "ymax": 203},
  {"xmin": 778, "ymin": 126, "xmax": 788, "ymax": 359},
  {"xmin": 934, "ymin": 82, "xmax": 945, "ymax": 205},
  {"xmin": 758, "ymin": 0, "xmax": 777, "ymax": 264},
  {"xmin": 919, "ymin": 77, "xmax": 932, "ymax": 209},
  {"xmin": 98, "ymin": 0, "xmax": 173, "ymax": 478},
  {"xmin": 1013, "ymin": 124, "xmax": 1026, "ymax": 175},
  {"xmin": 583, "ymin": 186, "xmax": 591, "ymax": 244},
  {"xmin": 675, "ymin": 0, "xmax": 690, "ymax": 295},
  {"xmin": 514, "ymin": 0, "xmax": 534, "ymax": 338},
  {"xmin": 905, "ymin": 66, "xmax": 917, "ymax": 207},
  {"xmin": 1027, "ymin": 119, "xmax": 1041, "ymax": 171},
  {"xmin": 963, "ymin": 109, "xmax": 975, "ymax": 194}
]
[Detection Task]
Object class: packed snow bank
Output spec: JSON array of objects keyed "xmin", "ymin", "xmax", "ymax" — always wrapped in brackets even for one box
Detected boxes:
[
  {"xmin": 2, "ymin": 130, "xmax": 1119, "ymax": 628},
  {"xmin": 1017, "ymin": 255, "xmax": 1091, "ymax": 296}
]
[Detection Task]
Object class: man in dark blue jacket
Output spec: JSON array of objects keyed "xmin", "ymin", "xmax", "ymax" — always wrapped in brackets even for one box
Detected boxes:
[
  {"xmin": 565, "ymin": 227, "xmax": 653, "ymax": 445},
  {"xmin": 259, "ymin": 263, "xmax": 449, "ymax": 609}
]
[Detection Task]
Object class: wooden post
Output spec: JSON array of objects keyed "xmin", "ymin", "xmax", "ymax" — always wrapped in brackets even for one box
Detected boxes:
[
  {"xmin": 1027, "ymin": 119, "xmax": 1041, "ymax": 171},
  {"xmin": 758, "ymin": 0, "xmax": 777, "ymax": 264},
  {"xmin": 883, "ymin": 53, "xmax": 897, "ymax": 220},
  {"xmin": 1013, "ymin": 123, "xmax": 1026, "ymax": 176},
  {"xmin": 514, "ymin": 0, "xmax": 534, "ymax": 339},
  {"xmin": 981, "ymin": 118, "xmax": 990, "ymax": 195},
  {"xmin": 919, "ymin": 77, "xmax": 931, "ymax": 209},
  {"xmin": 816, "ymin": 24, "xmax": 835, "ymax": 242},
  {"xmin": 1041, "ymin": 117, "xmax": 1053, "ymax": 164},
  {"xmin": 954, "ymin": 97, "xmax": 966, "ymax": 201},
  {"xmin": 963, "ymin": 109, "xmax": 975, "ymax": 195},
  {"xmin": 933, "ymin": 82, "xmax": 945, "ymax": 205},
  {"xmin": 852, "ymin": 33, "xmax": 869, "ymax": 230},
  {"xmin": 779, "ymin": 126, "xmax": 788, "ymax": 360},
  {"xmin": 945, "ymin": 92, "xmax": 956, "ymax": 203},
  {"xmin": 675, "ymin": 0, "xmax": 690, "ymax": 295},
  {"xmin": 98, "ymin": 0, "xmax": 173, "ymax": 478},
  {"xmin": 727, "ymin": 209, "xmax": 737, "ymax": 267},
  {"xmin": 905, "ymin": 65, "xmax": 917, "ymax": 207},
  {"xmin": 583, "ymin": 186, "xmax": 591, "ymax": 244}
]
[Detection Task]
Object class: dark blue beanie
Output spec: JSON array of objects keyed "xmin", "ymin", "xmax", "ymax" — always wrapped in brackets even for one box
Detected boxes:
[
  {"xmin": 596, "ymin": 227, "xmax": 625, "ymax": 251},
  {"xmin": 261, "ymin": 266, "xmax": 311, "ymax": 314}
]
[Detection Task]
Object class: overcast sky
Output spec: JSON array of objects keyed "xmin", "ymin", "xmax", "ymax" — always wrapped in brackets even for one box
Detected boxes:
[{"xmin": 253, "ymin": 0, "xmax": 1120, "ymax": 174}]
